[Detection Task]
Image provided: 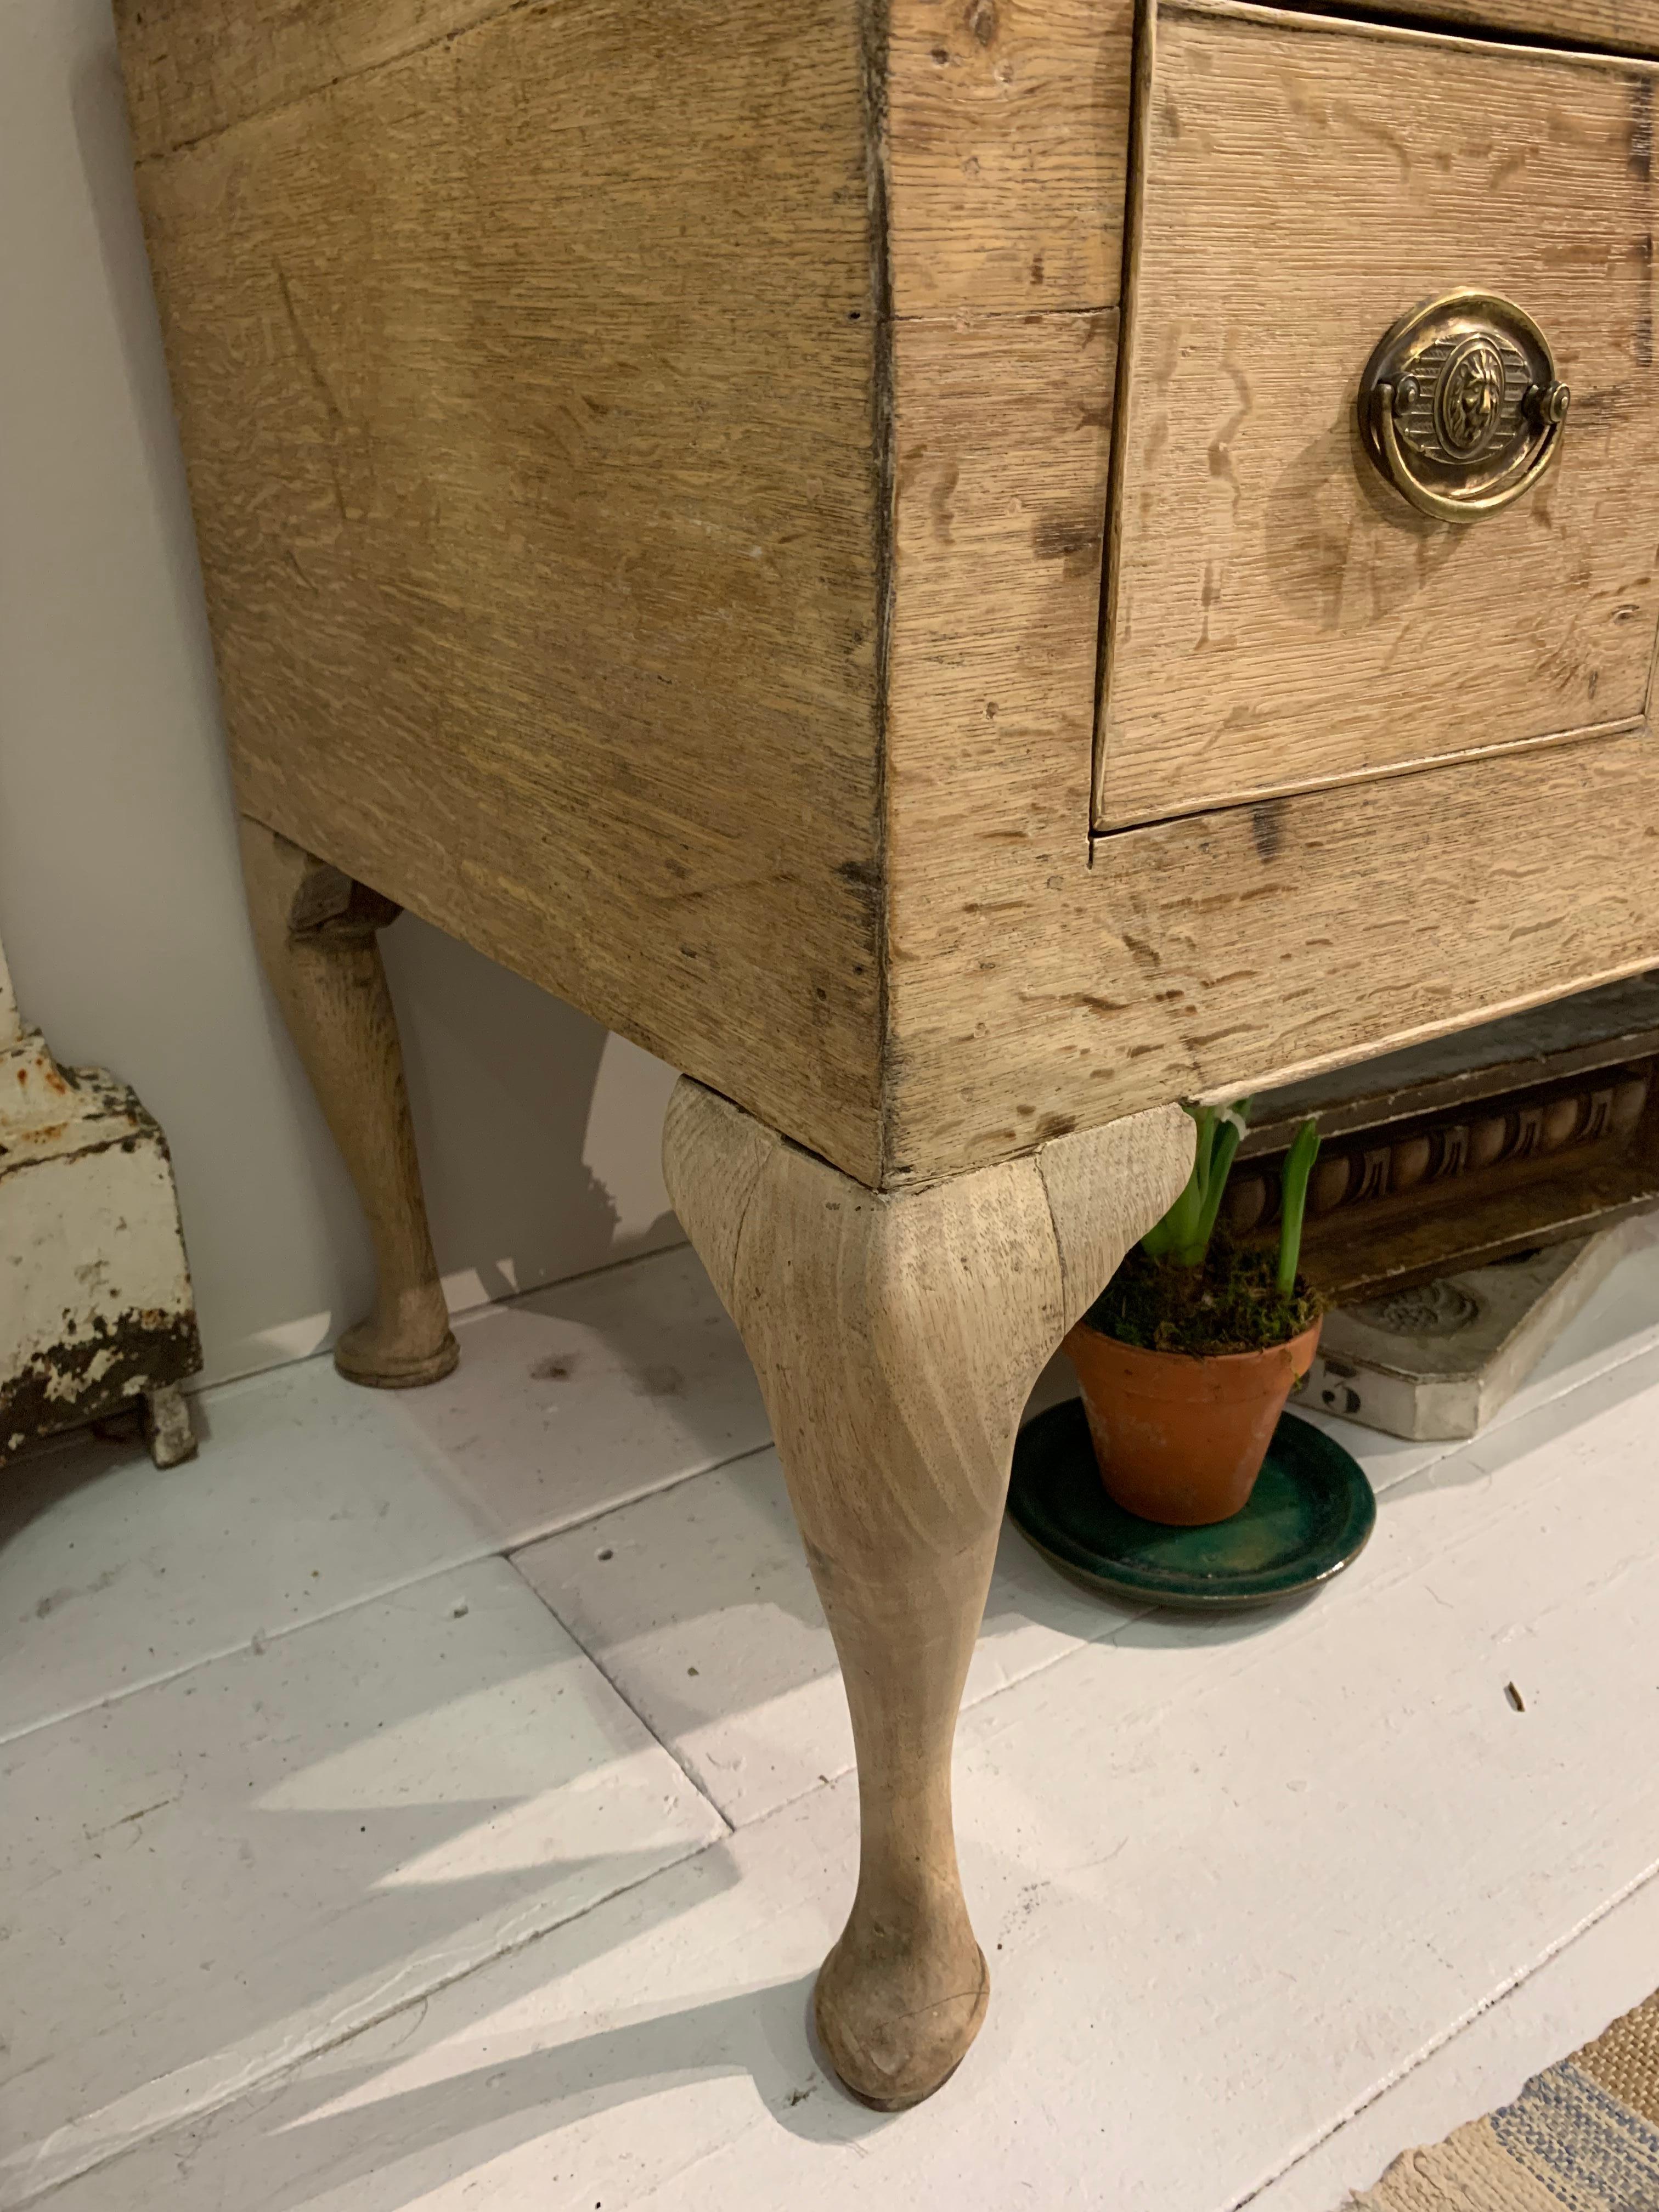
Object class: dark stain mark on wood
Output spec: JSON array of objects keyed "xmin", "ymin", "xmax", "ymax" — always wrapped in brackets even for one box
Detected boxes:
[
  {"xmin": 1184, "ymin": 1025, "xmax": 1254, "ymax": 1050},
  {"xmin": 932, "ymin": 461, "xmax": 960, "ymax": 545},
  {"xmin": 1630, "ymin": 76, "xmax": 1652, "ymax": 182},
  {"xmin": 1251, "ymin": 799, "xmax": 1288, "ymax": 864},
  {"xmin": 833, "ymin": 855, "xmax": 884, "ymax": 937},
  {"xmin": 1032, "ymin": 506, "xmax": 1104, "ymax": 580},
  {"xmin": 965, "ymin": 0, "xmax": 998, "ymax": 44},
  {"xmin": 1634, "ymin": 84, "xmax": 1654, "ymax": 365}
]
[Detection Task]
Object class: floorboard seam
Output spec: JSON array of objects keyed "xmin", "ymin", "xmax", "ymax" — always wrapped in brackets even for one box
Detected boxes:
[
  {"xmin": 503, "ymin": 1441, "xmax": 778, "ymax": 1559},
  {"xmin": 500, "ymin": 1551, "xmax": 737, "ymax": 1839},
  {"xmin": 0, "ymin": 1551, "xmax": 498, "ymax": 1751},
  {"xmin": 0, "ymin": 1444, "xmax": 781, "ymax": 1753},
  {"xmin": 4, "ymin": 1324, "xmax": 1637, "ymax": 1753},
  {"xmin": 8, "ymin": 1830, "xmax": 733, "ymax": 2212},
  {"xmin": 1224, "ymin": 1849, "xmax": 1659, "ymax": 2212}
]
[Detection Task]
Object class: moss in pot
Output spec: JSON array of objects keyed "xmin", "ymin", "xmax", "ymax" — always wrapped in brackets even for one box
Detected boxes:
[{"xmin": 1064, "ymin": 1104, "xmax": 1324, "ymax": 1527}]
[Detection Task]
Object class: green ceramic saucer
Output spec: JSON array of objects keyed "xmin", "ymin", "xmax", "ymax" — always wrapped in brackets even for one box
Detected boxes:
[{"xmin": 1007, "ymin": 1400, "xmax": 1375, "ymax": 1612}]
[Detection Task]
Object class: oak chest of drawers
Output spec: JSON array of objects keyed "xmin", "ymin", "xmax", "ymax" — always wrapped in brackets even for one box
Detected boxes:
[{"xmin": 117, "ymin": 0, "xmax": 1659, "ymax": 2107}]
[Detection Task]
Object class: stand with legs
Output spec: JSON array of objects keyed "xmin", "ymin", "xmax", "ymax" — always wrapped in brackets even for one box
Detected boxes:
[{"xmin": 238, "ymin": 809, "xmax": 1192, "ymax": 2101}]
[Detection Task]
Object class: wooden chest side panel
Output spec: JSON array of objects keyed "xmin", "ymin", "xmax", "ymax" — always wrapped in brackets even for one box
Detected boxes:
[
  {"xmin": 133, "ymin": 0, "xmax": 889, "ymax": 1178},
  {"xmin": 114, "ymin": 0, "xmax": 515, "ymax": 161}
]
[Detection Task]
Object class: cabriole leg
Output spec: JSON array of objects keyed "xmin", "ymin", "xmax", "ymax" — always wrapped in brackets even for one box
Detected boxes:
[
  {"xmin": 240, "ymin": 815, "xmax": 458, "ymax": 1388},
  {"xmin": 663, "ymin": 1079, "xmax": 1192, "ymax": 2108}
]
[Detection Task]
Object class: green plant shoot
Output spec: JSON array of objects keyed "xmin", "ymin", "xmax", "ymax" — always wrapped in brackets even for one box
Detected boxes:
[
  {"xmin": 1276, "ymin": 1116, "xmax": 1321, "ymax": 1298},
  {"xmin": 1139, "ymin": 1099, "xmax": 1251, "ymax": 1271}
]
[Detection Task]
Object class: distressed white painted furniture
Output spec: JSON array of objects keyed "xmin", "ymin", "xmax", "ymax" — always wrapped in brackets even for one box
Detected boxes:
[
  {"xmin": 116, "ymin": 0, "xmax": 1659, "ymax": 2106},
  {"xmin": 0, "ymin": 938, "xmax": 200, "ymax": 1470}
]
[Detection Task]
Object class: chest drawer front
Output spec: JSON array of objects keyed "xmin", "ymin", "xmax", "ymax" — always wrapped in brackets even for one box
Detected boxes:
[{"xmin": 1094, "ymin": 0, "xmax": 1659, "ymax": 831}]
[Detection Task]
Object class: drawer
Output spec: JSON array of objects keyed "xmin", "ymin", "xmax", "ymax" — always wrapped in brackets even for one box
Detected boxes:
[{"xmin": 1094, "ymin": 0, "xmax": 1659, "ymax": 831}]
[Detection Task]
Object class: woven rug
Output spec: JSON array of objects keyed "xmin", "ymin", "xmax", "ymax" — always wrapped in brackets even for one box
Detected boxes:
[{"xmin": 1352, "ymin": 1992, "xmax": 1659, "ymax": 2210}]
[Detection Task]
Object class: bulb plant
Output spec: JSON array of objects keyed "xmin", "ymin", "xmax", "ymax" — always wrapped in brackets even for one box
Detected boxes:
[
  {"xmin": 1085, "ymin": 1100, "xmax": 1324, "ymax": 1356},
  {"xmin": 1065, "ymin": 1101, "xmax": 1329, "ymax": 1525}
]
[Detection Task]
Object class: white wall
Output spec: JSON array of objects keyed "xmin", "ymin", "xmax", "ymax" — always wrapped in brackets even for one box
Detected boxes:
[{"xmin": 0, "ymin": 0, "xmax": 681, "ymax": 1386}]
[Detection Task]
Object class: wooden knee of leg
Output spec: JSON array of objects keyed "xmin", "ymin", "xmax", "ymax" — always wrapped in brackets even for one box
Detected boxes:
[{"xmin": 664, "ymin": 1080, "xmax": 1192, "ymax": 2107}]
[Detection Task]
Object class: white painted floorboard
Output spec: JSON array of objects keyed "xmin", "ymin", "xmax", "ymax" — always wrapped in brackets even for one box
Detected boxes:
[
  {"xmin": 0, "ymin": 1246, "xmax": 766, "ymax": 1743},
  {"xmin": 0, "ymin": 1359, "xmax": 496, "ymax": 1743},
  {"xmin": 7, "ymin": 1231, "xmax": 1659, "ymax": 2210},
  {"xmin": 514, "ymin": 1443, "xmax": 1141, "ymax": 1826},
  {"xmin": 1243, "ymin": 1867, "xmax": 1659, "ymax": 2212},
  {"xmin": 1, "ymin": 1558, "xmax": 724, "ymax": 2208},
  {"xmin": 402, "ymin": 1245, "xmax": 769, "ymax": 1549},
  {"xmin": 28, "ymin": 1312, "xmax": 1659, "ymax": 2211},
  {"xmin": 510, "ymin": 1219, "xmax": 1659, "ymax": 1833}
]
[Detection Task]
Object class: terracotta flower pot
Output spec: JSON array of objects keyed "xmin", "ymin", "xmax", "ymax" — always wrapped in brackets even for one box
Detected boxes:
[{"xmin": 1062, "ymin": 1317, "xmax": 1324, "ymax": 1527}]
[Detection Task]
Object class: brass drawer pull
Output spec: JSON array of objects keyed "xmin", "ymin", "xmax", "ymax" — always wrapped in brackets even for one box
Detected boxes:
[{"xmin": 1358, "ymin": 292, "xmax": 1569, "ymax": 522}]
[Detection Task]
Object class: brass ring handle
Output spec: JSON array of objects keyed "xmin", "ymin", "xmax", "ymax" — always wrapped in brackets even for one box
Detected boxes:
[{"xmin": 1358, "ymin": 292, "xmax": 1569, "ymax": 522}]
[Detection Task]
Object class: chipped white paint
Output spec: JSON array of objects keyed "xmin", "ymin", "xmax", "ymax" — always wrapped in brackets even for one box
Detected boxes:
[{"xmin": 0, "ymin": 935, "xmax": 199, "ymax": 1462}]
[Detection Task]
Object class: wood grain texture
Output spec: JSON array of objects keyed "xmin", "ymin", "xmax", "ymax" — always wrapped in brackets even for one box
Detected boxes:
[
  {"xmin": 114, "ymin": 0, "xmax": 515, "ymax": 161},
  {"xmin": 122, "ymin": 0, "xmax": 1659, "ymax": 1199},
  {"xmin": 663, "ymin": 1076, "xmax": 1192, "ymax": 2106},
  {"xmin": 137, "ymin": 0, "xmax": 890, "ymax": 1183},
  {"xmin": 877, "ymin": 1, "xmax": 1659, "ymax": 1179},
  {"xmin": 875, "ymin": 224, "xmax": 1659, "ymax": 1177},
  {"xmin": 239, "ymin": 816, "xmax": 458, "ymax": 1386},
  {"xmin": 119, "ymin": 0, "xmax": 1137, "ymax": 308},
  {"xmin": 886, "ymin": 0, "xmax": 1134, "ymax": 314},
  {"xmin": 1096, "ymin": 0, "xmax": 1659, "ymax": 828},
  {"xmin": 1382, "ymin": 0, "xmax": 1659, "ymax": 58},
  {"xmin": 891, "ymin": 727, "xmax": 1659, "ymax": 1178},
  {"xmin": 883, "ymin": 309, "xmax": 1118, "ymax": 1177}
]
